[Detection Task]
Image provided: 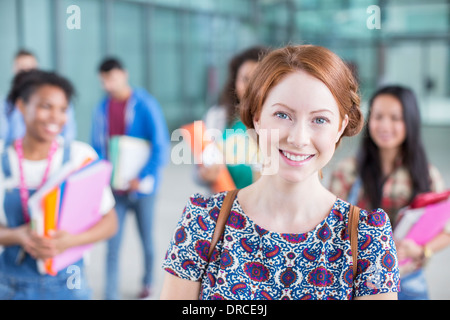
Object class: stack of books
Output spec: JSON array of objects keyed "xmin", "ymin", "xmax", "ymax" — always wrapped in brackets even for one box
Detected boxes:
[
  {"xmin": 109, "ymin": 135, "xmax": 152, "ymax": 193},
  {"xmin": 28, "ymin": 159, "xmax": 113, "ymax": 275}
]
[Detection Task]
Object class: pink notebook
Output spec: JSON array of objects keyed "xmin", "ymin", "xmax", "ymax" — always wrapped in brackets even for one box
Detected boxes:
[
  {"xmin": 51, "ymin": 160, "xmax": 112, "ymax": 273},
  {"xmin": 404, "ymin": 199, "xmax": 450, "ymax": 244},
  {"xmin": 399, "ymin": 199, "xmax": 450, "ymax": 266}
]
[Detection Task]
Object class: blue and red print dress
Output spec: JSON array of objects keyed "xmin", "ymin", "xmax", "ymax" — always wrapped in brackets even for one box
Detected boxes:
[{"xmin": 162, "ymin": 191, "xmax": 400, "ymax": 300}]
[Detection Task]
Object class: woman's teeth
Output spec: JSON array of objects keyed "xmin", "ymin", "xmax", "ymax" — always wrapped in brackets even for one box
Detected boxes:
[
  {"xmin": 46, "ymin": 124, "xmax": 60, "ymax": 133},
  {"xmin": 282, "ymin": 150, "xmax": 312, "ymax": 162}
]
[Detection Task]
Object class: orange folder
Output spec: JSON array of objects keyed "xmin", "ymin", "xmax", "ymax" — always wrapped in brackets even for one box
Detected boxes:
[
  {"xmin": 181, "ymin": 121, "xmax": 236, "ymax": 193},
  {"xmin": 42, "ymin": 187, "xmax": 60, "ymax": 275}
]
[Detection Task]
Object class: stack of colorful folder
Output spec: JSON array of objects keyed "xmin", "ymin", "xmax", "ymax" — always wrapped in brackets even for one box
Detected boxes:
[
  {"xmin": 28, "ymin": 158, "xmax": 113, "ymax": 275},
  {"xmin": 109, "ymin": 135, "xmax": 150, "ymax": 192}
]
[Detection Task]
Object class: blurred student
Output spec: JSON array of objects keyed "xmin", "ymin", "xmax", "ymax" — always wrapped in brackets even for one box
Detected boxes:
[
  {"xmin": 1, "ymin": 49, "xmax": 77, "ymax": 146},
  {"xmin": 329, "ymin": 85, "xmax": 450, "ymax": 299},
  {"xmin": 197, "ymin": 46, "xmax": 268, "ymax": 191},
  {"xmin": 161, "ymin": 45, "xmax": 399, "ymax": 300},
  {"xmin": 91, "ymin": 57, "xmax": 169, "ymax": 299},
  {"xmin": 0, "ymin": 70, "xmax": 117, "ymax": 299}
]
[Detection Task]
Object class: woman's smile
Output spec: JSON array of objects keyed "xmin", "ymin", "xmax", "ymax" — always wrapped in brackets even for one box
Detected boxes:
[{"xmin": 280, "ymin": 149, "xmax": 315, "ymax": 166}]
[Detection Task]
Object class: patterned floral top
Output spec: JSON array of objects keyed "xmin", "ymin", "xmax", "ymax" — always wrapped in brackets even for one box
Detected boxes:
[{"xmin": 162, "ymin": 191, "xmax": 400, "ymax": 300}]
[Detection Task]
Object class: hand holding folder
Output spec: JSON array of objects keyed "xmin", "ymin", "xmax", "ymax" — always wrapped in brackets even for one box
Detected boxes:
[
  {"xmin": 49, "ymin": 160, "xmax": 112, "ymax": 274},
  {"xmin": 394, "ymin": 190, "xmax": 450, "ymax": 268},
  {"xmin": 28, "ymin": 159, "xmax": 112, "ymax": 275}
]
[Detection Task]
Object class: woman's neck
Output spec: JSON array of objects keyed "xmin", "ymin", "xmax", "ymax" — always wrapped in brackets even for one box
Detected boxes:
[
  {"xmin": 21, "ymin": 135, "xmax": 54, "ymax": 161},
  {"xmin": 240, "ymin": 173, "xmax": 336, "ymax": 233}
]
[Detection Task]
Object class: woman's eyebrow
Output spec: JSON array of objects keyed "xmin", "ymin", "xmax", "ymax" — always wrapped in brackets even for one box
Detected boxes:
[
  {"xmin": 271, "ymin": 103, "xmax": 296, "ymax": 113},
  {"xmin": 272, "ymin": 103, "xmax": 335, "ymax": 115},
  {"xmin": 310, "ymin": 109, "xmax": 335, "ymax": 115}
]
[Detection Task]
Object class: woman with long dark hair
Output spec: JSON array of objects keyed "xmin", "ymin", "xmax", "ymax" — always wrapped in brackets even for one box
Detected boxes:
[{"xmin": 330, "ymin": 85, "xmax": 450, "ymax": 299}]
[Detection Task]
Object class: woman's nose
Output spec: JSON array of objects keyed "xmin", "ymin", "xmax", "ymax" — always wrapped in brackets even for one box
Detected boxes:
[{"xmin": 287, "ymin": 122, "xmax": 310, "ymax": 148}]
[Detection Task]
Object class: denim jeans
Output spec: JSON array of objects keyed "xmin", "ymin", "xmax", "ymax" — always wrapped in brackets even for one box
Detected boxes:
[
  {"xmin": 0, "ymin": 260, "xmax": 91, "ymax": 300},
  {"xmin": 398, "ymin": 268, "xmax": 429, "ymax": 300},
  {"xmin": 105, "ymin": 192, "xmax": 156, "ymax": 300},
  {"xmin": 0, "ymin": 187, "xmax": 91, "ymax": 300}
]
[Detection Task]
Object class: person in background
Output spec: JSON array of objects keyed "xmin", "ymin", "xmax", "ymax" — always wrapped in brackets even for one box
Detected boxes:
[
  {"xmin": 161, "ymin": 45, "xmax": 399, "ymax": 300},
  {"xmin": 91, "ymin": 57, "xmax": 169, "ymax": 300},
  {"xmin": 0, "ymin": 70, "xmax": 117, "ymax": 299},
  {"xmin": 329, "ymin": 85, "xmax": 450, "ymax": 299},
  {"xmin": 197, "ymin": 46, "xmax": 269, "ymax": 191},
  {"xmin": 1, "ymin": 49, "xmax": 77, "ymax": 146}
]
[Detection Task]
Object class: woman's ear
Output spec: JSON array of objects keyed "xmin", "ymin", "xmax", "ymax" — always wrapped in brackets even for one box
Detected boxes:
[{"xmin": 336, "ymin": 114, "xmax": 349, "ymax": 143}]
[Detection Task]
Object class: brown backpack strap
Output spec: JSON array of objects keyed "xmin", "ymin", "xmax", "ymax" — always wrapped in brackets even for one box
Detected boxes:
[
  {"xmin": 207, "ymin": 189, "xmax": 239, "ymax": 260},
  {"xmin": 349, "ymin": 204, "xmax": 361, "ymax": 278}
]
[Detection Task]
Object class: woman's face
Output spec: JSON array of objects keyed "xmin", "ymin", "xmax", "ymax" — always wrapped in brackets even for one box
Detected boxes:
[
  {"xmin": 17, "ymin": 85, "xmax": 69, "ymax": 143},
  {"xmin": 369, "ymin": 94, "xmax": 406, "ymax": 151},
  {"xmin": 254, "ymin": 70, "xmax": 348, "ymax": 182},
  {"xmin": 235, "ymin": 60, "xmax": 259, "ymax": 101}
]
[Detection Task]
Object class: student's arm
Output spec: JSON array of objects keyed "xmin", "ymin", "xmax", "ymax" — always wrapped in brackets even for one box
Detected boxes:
[
  {"xmin": 397, "ymin": 231, "xmax": 450, "ymax": 266},
  {"xmin": 138, "ymin": 97, "xmax": 170, "ymax": 182},
  {"xmin": 0, "ymin": 223, "xmax": 28, "ymax": 247},
  {"xmin": 50, "ymin": 208, "xmax": 118, "ymax": 256},
  {"xmin": 159, "ymin": 272, "xmax": 201, "ymax": 300}
]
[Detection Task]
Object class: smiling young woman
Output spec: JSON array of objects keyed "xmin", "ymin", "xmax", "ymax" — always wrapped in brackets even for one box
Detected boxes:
[
  {"xmin": 330, "ymin": 85, "xmax": 448, "ymax": 300},
  {"xmin": 161, "ymin": 45, "xmax": 400, "ymax": 300},
  {"xmin": 0, "ymin": 70, "xmax": 117, "ymax": 300}
]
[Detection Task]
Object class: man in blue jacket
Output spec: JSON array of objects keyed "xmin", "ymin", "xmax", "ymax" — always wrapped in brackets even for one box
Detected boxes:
[{"xmin": 91, "ymin": 57, "xmax": 169, "ymax": 300}]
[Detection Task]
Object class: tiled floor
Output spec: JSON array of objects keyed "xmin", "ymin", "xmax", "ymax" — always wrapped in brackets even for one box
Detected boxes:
[{"xmin": 86, "ymin": 125, "xmax": 450, "ymax": 299}]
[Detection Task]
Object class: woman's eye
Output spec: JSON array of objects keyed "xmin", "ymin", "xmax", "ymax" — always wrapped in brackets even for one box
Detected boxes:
[
  {"xmin": 275, "ymin": 112, "xmax": 290, "ymax": 120},
  {"xmin": 314, "ymin": 117, "xmax": 328, "ymax": 125}
]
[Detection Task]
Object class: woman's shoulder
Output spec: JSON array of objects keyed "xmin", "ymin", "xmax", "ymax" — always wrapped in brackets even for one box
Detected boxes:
[
  {"xmin": 177, "ymin": 191, "xmax": 234, "ymax": 242},
  {"xmin": 355, "ymin": 205, "xmax": 392, "ymax": 232},
  {"xmin": 67, "ymin": 140, "xmax": 98, "ymax": 158},
  {"xmin": 428, "ymin": 164, "xmax": 446, "ymax": 192},
  {"xmin": 64, "ymin": 139, "xmax": 100, "ymax": 168},
  {"xmin": 183, "ymin": 191, "xmax": 229, "ymax": 220},
  {"xmin": 336, "ymin": 198, "xmax": 392, "ymax": 230}
]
